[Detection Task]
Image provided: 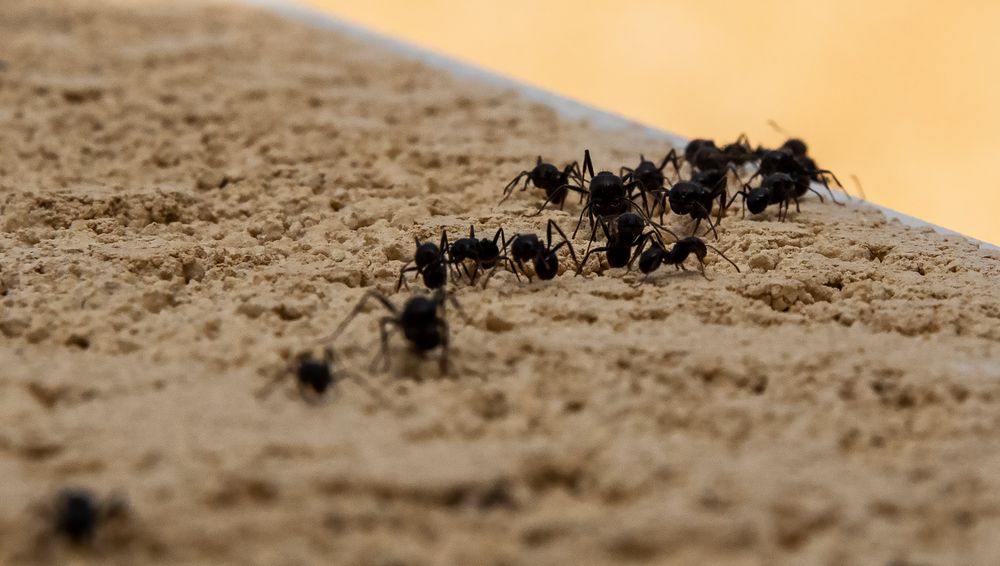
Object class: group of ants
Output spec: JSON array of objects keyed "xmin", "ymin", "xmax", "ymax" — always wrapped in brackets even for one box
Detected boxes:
[{"xmin": 46, "ymin": 134, "xmax": 852, "ymax": 546}]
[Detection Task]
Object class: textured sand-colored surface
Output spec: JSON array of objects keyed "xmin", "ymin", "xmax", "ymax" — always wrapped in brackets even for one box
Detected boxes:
[{"xmin": 2, "ymin": 2, "xmax": 1000, "ymax": 565}]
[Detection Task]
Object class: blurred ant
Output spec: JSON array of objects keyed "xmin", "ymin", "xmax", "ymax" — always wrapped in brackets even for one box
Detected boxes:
[
  {"xmin": 331, "ymin": 289, "xmax": 468, "ymax": 373},
  {"xmin": 448, "ymin": 225, "xmax": 516, "ymax": 284},
  {"xmin": 621, "ymin": 150, "xmax": 682, "ymax": 219},
  {"xmin": 500, "ymin": 156, "xmax": 581, "ymax": 210},
  {"xmin": 621, "ymin": 150, "xmax": 681, "ymax": 193},
  {"xmin": 720, "ymin": 134, "xmax": 764, "ymax": 166},
  {"xmin": 733, "ymin": 172, "xmax": 812, "ymax": 221},
  {"xmin": 256, "ymin": 347, "xmax": 344, "ymax": 402},
  {"xmin": 396, "ymin": 231, "xmax": 451, "ymax": 292},
  {"xmin": 43, "ymin": 488, "xmax": 130, "ymax": 545},
  {"xmin": 576, "ymin": 212, "xmax": 676, "ymax": 274},
  {"xmin": 491, "ymin": 219, "xmax": 579, "ymax": 282},
  {"xmin": 635, "ymin": 236, "xmax": 741, "ymax": 281},
  {"xmin": 684, "ymin": 139, "xmax": 718, "ymax": 165},
  {"xmin": 766, "ymin": 121, "xmax": 847, "ymax": 202}
]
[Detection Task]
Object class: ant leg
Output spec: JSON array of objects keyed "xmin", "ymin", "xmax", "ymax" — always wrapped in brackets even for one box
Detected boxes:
[
  {"xmin": 704, "ymin": 243, "xmax": 741, "ymax": 273},
  {"xmin": 850, "ymin": 174, "xmax": 867, "ymax": 200},
  {"xmin": 437, "ymin": 319, "xmax": 451, "ymax": 374},
  {"xmin": 696, "ymin": 258, "xmax": 710, "ymax": 280},
  {"xmin": 626, "ymin": 180, "xmax": 652, "ymax": 218},
  {"xmin": 576, "ymin": 246, "xmax": 609, "ymax": 275},
  {"xmin": 499, "ymin": 171, "xmax": 530, "ymax": 204},
  {"xmin": 626, "ymin": 232, "xmax": 653, "ymax": 270},
  {"xmin": 395, "ymin": 262, "xmax": 418, "ymax": 292},
  {"xmin": 548, "ymin": 219, "xmax": 580, "ymax": 271},
  {"xmin": 620, "ymin": 165, "xmax": 634, "ymax": 181},
  {"xmin": 570, "ymin": 202, "xmax": 593, "ymax": 239},
  {"xmin": 255, "ymin": 363, "xmax": 291, "ymax": 400},
  {"xmin": 530, "ymin": 183, "xmax": 586, "ymax": 217},
  {"xmin": 330, "ymin": 290, "xmax": 399, "ymax": 343},
  {"xmin": 370, "ymin": 316, "xmax": 398, "ymax": 372},
  {"xmin": 435, "ymin": 289, "xmax": 472, "ymax": 325},
  {"xmin": 582, "ymin": 149, "xmax": 595, "ymax": 179}
]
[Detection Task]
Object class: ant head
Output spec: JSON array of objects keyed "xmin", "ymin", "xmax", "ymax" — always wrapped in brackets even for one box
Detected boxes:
[
  {"xmin": 760, "ymin": 149, "xmax": 801, "ymax": 175},
  {"xmin": 590, "ymin": 171, "xmax": 624, "ymax": 197},
  {"xmin": 781, "ymin": 138, "xmax": 808, "ymax": 157},
  {"xmin": 761, "ymin": 172, "xmax": 795, "ymax": 192},
  {"xmin": 402, "ymin": 295, "xmax": 439, "ymax": 326},
  {"xmin": 55, "ymin": 488, "xmax": 98, "ymax": 543},
  {"xmin": 530, "ymin": 162, "xmax": 561, "ymax": 187},
  {"xmin": 296, "ymin": 358, "xmax": 333, "ymax": 394},
  {"xmin": 510, "ymin": 233, "xmax": 541, "ymax": 261},
  {"xmin": 615, "ymin": 212, "xmax": 645, "ymax": 241},
  {"xmin": 414, "ymin": 242, "xmax": 440, "ymax": 266},
  {"xmin": 679, "ymin": 236, "xmax": 708, "ymax": 260},
  {"xmin": 449, "ymin": 237, "xmax": 477, "ymax": 261},
  {"xmin": 476, "ymin": 237, "xmax": 501, "ymax": 259},
  {"xmin": 746, "ymin": 187, "xmax": 771, "ymax": 214},
  {"xmin": 684, "ymin": 138, "xmax": 717, "ymax": 162},
  {"xmin": 638, "ymin": 244, "xmax": 665, "ymax": 274}
]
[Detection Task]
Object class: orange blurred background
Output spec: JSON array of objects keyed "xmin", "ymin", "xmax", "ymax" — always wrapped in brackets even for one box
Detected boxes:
[{"xmin": 296, "ymin": 0, "xmax": 1000, "ymax": 244}]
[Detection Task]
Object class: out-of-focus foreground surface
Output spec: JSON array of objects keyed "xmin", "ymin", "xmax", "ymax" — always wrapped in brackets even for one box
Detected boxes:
[{"xmin": 300, "ymin": 0, "xmax": 1000, "ymax": 245}]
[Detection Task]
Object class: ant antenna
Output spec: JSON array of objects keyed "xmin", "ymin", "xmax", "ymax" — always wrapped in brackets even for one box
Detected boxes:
[
  {"xmin": 850, "ymin": 174, "xmax": 868, "ymax": 200},
  {"xmin": 704, "ymin": 243, "xmax": 741, "ymax": 273},
  {"xmin": 767, "ymin": 119, "xmax": 791, "ymax": 136}
]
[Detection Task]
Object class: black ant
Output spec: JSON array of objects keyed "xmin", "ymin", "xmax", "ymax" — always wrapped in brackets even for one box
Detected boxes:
[
  {"xmin": 635, "ymin": 236, "xmax": 741, "ymax": 281},
  {"xmin": 534, "ymin": 150, "xmax": 650, "ymax": 246},
  {"xmin": 47, "ymin": 488, "xmax": 129, "ymax": 545},
  {"xmin": 621, "ymin": 150, "xmax": 681, "ymax": 194},
  {"xmin": 684, "ymin": 138, "xmax": 718, "ymax": 166},
  {"xmin": 621, "ymin": 150, "xmax": 683, "ymax": 220},
  {"xmin": 492, "ymin": 219, "xmax": 579, "ymax": 282},
  {"xmin": 765, "ymin": 121, "xmax": 846, "ymax": 202},
  {"xmin": 331, "ymin": 289, "xmax": 467, "ymax": 373},
  {"xmin": 576, "ymin": 212, "xmax": 675, "ymax": 274},
  {"xmin": 500, "ymin": 156, "xmax": 581, "ymax": 209},
  {"xmin": 396, "ymin": 231, "xmax": 451, "ymax": 292},
  {"xmin": 719, "ymin": 134, "xmax": 765, "ymax": 166},
  {"xmin": 664, "ymin": 180, "xmax": 722, "ymax": 238},
  {"xmin": 448, "ymin": 225, "xmax": 516, "ymax": 284},
  {"xmin": 256, "ymin": 347, "xmax": 344, "ymax": 402},
  {"xmin": 733, "ymin": 172, "xmax": 812, "ymax": 221}
]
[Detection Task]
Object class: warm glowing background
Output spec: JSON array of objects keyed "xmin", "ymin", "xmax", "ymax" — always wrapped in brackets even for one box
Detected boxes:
[{"xmin": 297, "ymin": 0, "xmax": 1000, "ymax": 244}]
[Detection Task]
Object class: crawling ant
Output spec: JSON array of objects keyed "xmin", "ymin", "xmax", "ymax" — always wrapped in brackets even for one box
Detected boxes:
[
  {"xmin": 621, "ymin": 150, "xmax": 682, "ymax": 219},
  {"xmin": 635, "ymin": 236, "xmax": 741, "ymax": 281},
  {"xmin": 664, "ymin": 180, "xmax": 723, "ymax": 238},
  {"xmin": 765, "ymin": 121, "xmax": 846, "ymax": 201},
  {"xmin": 621, "ymin": 150, "xmax": 681, "ymax": 194},
  {"xmin": 256, "ymin": 347, "xmax": 344, "ymax": 402},
  {"xmin": 733, "ymin": 172, "xmax": 809, "ymax": 221},
  {"xmin": 576, "ymin": 212, "xmax": 671, "ymax": 273},
  {"xmin": 500, "ymin": 156, "xmax": 581, "ymax": 209},
  {"xmin": 396, "ymin": 231, "xmax": 450, "ymax": 291},
  {"xmin": 684, "ymin": 139, "xmax": 718, "ymax": 165},
  {"xmin": 331, "ymin": 289, "xmax": 468, "ymax": 373},
  {"xmin": 494, "ymin": 219, "xmax": 580, "ymax": 282},
  {"xmin": 46, "ymin": 488, "xmax": 129, "ymax": 545},
  {"xmin": 535, "ymin": 150, "xmax": 650, "ymax": 246},
  {"xmin": 719, "ymin": 134, "xmax": 764, "ymax": 166},
  {"xmin": 448, "ymin": 225, "xmax": 517, "ymax": 284}
]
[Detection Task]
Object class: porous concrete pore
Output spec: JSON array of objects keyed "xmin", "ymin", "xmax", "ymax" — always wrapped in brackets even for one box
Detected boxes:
[{"xmin": 1, "ymin": 1, "xmax": 999, "ymax": 565}]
